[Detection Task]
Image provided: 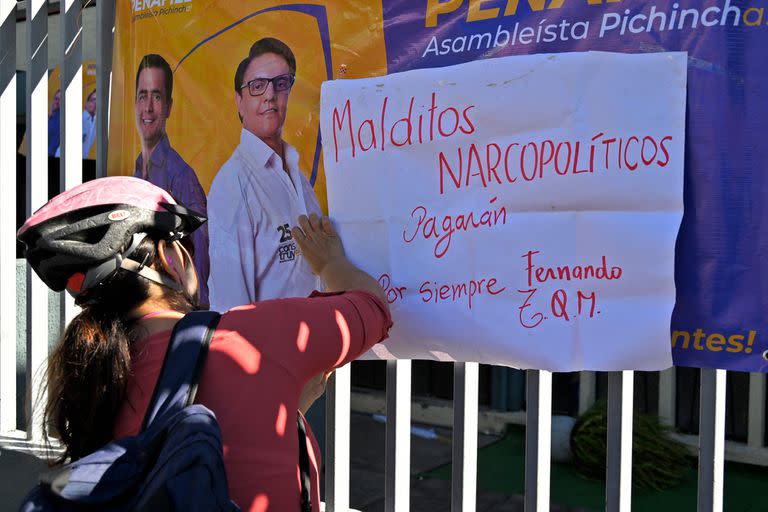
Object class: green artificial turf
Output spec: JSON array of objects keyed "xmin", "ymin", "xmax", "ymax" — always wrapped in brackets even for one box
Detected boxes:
[{"xmin": 419, "ymin": 425, "xmax": 768, "ymax": 511}]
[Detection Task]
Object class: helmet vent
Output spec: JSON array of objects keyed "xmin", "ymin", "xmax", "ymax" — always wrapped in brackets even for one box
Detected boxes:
[{"xmin": 64, "ymin": 224, "xmax": 110, "ymax": 244}]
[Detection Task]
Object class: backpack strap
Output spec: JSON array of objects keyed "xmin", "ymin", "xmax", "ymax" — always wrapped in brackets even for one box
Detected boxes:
[
  {"xmin": 297, "ymin": 414, "xmax": 312, "ymax": 512},
  {"xmin": 140, "ymin": 310, "xmax": 222, "ymax": 432}
]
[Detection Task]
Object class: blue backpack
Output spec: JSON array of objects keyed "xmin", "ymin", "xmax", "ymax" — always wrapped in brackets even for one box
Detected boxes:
[{"xmin": 19, "ymin": 310, "xmax": 240, "ymax": 511}]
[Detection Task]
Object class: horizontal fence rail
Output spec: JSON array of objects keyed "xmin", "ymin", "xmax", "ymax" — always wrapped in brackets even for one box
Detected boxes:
[{"xmin": 1, "ymin": 5, "xmax": 766, "ymax": 512}]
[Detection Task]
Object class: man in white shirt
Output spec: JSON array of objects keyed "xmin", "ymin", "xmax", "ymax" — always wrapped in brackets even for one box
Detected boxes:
[
  {"xmin": 208, "ymin": 38, "xmax": 322, "ymax": 311},
  {"xmin": 208, "ymin": 38, "xmax": 329, "ymax": 452}
]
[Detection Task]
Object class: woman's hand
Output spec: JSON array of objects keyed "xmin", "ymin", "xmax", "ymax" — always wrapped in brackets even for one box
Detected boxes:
[
  {"xmin": 292, "ymin": 213, "xmax": 389, "ymax": 308},
  {"xmin": 292, "ymin": 214, "xmax": 346, "ymax": 277}
]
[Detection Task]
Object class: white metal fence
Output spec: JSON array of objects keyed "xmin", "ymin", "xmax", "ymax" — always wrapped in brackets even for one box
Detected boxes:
[{"xmin": 1, "ymin": 2, "xmax": 766, "ymax": 511}]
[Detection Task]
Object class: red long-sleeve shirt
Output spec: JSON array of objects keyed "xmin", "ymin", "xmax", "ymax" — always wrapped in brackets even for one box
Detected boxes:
[{"xmin": 113, "ymin": 290, "xmax": 391, "ymax": 511}]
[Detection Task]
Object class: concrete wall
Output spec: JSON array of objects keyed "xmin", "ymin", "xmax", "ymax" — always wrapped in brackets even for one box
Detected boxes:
[{"xmin": 15, "ymin": 261, "xmax": 62, "ymax": 430}]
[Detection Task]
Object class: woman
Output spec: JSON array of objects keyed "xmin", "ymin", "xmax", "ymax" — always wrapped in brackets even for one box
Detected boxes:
[{"xmin": 17, "ymin": 176, "xmax": 391, "ymax": 512}]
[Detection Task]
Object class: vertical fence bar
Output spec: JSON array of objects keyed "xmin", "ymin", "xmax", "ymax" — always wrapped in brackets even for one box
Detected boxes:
[
  {"xmin": 0, "ymin": 0, "xmax": 17, "ymax": 433},
  {"xmin": 697, "ymin": 368, "xmax": 726, "ymax": 512},
  {"xmin": 95, "ymin": 0, "xmax": 115, "ymax": 177},
  {"xmin": 658, "ymin": 367, "xmax": 676, "ymax": 427},
  {"xmin": 385, "ymin": 359, "xmax": 411, "ymax": 512},
  {"xmin": 59, "ymin": 0, "xmax": 82, "ymax": 328},
  {"xmin": 60, "ymin": 0, "xmax": 83, "ymax": 188},
  {"xmin": 606, "ymin": 371, "xmax": 634, "ymax": 512},
  {"xmin": 452, "ymin": 362, "xmax": 478, "ymax": 512},
  {"xmin": 748, "ymin": 372, "xmax": 766, "ymax": 449},
  {"xmin": 524, "ymin": 369, "xmax": 551, "ymax": 512},
  {"xmin": 25, "ymin": 0, "xmax": 49, "ymax": 442},
  {"xmin": 578, "ymin": 371, "xmax": 596, "ymax": 415},
  {"xmin": 326, "ymin": 363, "xmax": 351, "ymax": 512}
]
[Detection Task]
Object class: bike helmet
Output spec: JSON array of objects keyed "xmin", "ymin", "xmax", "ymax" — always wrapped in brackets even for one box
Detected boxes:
[{"xmin": 17, "ymin": 176, "xmax": 206, "ymax": 303}]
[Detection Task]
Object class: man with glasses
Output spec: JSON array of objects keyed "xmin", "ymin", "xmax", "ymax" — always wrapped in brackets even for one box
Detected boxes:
[
  {"xmin": 207, "ymin": 38, "xmax": 328, "ymax": 463},
  {"xmin": 208, "ymin": 38, "xmax": 322, "ymax": 310}
]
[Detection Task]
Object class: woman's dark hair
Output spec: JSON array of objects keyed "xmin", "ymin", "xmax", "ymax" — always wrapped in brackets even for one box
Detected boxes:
[{"xmin": 44, "ymin": 236, "xmax": 194, "ymax": 464}]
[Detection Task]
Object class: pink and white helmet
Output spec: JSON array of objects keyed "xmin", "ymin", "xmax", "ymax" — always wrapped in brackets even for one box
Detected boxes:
[{"xmin": 17, "ymin": 176, "xmax": 205, "ymax": 299}]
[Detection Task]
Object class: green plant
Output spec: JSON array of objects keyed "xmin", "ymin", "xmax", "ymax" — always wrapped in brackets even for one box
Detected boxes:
[{"xmin": 569, "ymin": 400, "xmax": 692, "ymax": 490}]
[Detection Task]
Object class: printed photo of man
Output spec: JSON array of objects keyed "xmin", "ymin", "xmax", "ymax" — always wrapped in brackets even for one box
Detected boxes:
[
  {"xmin": 207, "ymin": 37, "xmax": 322, "ymax": 311},
  {"xmin": 207, "ymin": 38, "xmax": 328, "ymax": 448},
  {"xmin": 53, "ymin": 88, "xmax": 96, "ymax": 159},
  {"xmin": 82, "ymin": 89, "xmax": 97, "ymax": 157},
  {"xmin": 48, "ymin": 89, "xmax": 61, "ymax": 156},
  {"xmin": 134, "ymin": 54, "xmax": 210, "ymax": 305}
]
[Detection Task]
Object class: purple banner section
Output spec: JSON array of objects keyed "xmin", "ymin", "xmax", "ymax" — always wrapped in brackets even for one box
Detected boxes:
[{"xmin": 382, "ymin": 0, "xmax": 768, "ymax": 371}]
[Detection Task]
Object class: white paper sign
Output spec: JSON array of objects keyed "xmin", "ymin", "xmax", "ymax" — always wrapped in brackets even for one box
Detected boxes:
[{"xmin": 320, "ymin": 51, "xmax": 686, "ymax": 371}]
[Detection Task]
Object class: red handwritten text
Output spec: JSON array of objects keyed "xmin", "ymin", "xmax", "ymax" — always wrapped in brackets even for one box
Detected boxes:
[
  {"xmin": 330, "ymin": 92, "xmax": 476, "ymax": 162},
  {"xmin": 378, "ymin": 273, "xmax": 407, "ymax": 304},
  {"xmin": 438, "ymin": 133, "xmax": 673, "ymax": 194},
  {"xmin": 403, "ymin": 196, "xmax": 506, "ymax": 258},
  {"xmin": 420, "ymin": 276, "xmax": 506, "ymax": 310},
  {"xmin": 517, "ymin": 287, "xmax": 602, "ymax": 328},
  {"xmin": 523, "ymin": 250, "xmax": 623, "ymax": 287}
]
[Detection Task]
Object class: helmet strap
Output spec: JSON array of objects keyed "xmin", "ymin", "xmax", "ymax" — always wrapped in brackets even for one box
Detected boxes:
[
  {"xmin": 119, "ymin": 258, "xmax": 184, "ymax": 292},
  {"xmin": 74, "ymin": 232, "xmax": 184, "ymax": 302},
  {"xmin": 119, "ymin": 232, "xmax": 184, "ymax": 291}
]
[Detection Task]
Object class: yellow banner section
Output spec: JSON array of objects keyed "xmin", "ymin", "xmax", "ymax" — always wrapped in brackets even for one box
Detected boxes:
[
  {"xmin": 108, "ymin": 1, "xmax": 388, "ymax": 211},
  {"xmin": 19, "ymin": 61, "xmax": 98, "ymax": 159}
]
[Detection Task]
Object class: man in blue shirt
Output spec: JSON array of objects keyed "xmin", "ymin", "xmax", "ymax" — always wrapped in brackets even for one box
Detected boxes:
[
  {"xmin": 48, "ymin": 89, "xmax": 60, "ymax": 156},
  {"xmin": 133, "ymin": 54, "xmax": 210, "ymax": 306}
]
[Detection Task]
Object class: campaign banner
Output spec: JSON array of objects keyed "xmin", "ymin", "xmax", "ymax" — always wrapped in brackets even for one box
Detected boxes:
[
  {"xmin": 109, "ymin": 1, "xmax": 388, "ymax": 211},
  {"xmin": 18, "ymin": 61, "xmax": 98, "ymax": 159},
  {"xmin": 110, "ymin": 0, "xmax": 768, "ymax": 371},
  {"xmin": 321, "ymin": 51, "xmax": 686, "ymax": 370}
]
